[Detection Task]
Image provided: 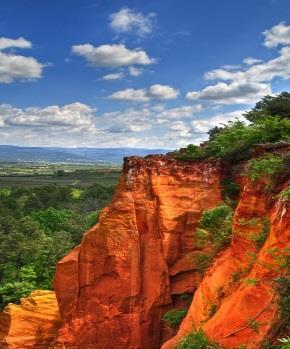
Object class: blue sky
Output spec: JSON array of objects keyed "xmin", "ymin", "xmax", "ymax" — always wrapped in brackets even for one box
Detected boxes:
[{"xmin": 0, "ymin": 0, "xmax": 290, "ymax": 148}]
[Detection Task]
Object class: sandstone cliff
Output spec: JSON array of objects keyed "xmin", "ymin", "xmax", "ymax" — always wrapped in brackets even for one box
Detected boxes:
[
  {"xmin": 0, "ymin": 153, "xmax": 289, "ymax": 349},
  {"xmin": 0, "ymin": 290, "xmax": 61, "ymax": 348},
  {"xmin": 52, "ymin": 155, "xmax": 223, "ymax": 349}
]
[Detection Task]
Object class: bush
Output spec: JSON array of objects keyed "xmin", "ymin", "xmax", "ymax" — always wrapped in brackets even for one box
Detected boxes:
[
  {"xmin": 163, "ymin": 308, "xmax": 187, "ymax": 328},
  {"xmin": 176, "ymin": 144, "xmax": 207, "ymax": 161},
  {"xmin": 220, "ymin": 179, "xmax": 241, "ymax": 202},
  {"xmin": 248, "ymin": 218, "xmax": 270, "ymax": 249},
  {"xmin": 175, "ymin": 93, "xmax": 290, "ymax": 163},
  {"xmin": 277, "ymin": 185, "xmax": 290, "ymax": 202},
  {"xmin": 244, "ymin": 92, "xmax": 290, "ymax": 122},
  {"xmin": 0, "ymin": 266, "xmax": 37, "ymax": 306},
  {"xmin": 199, "ymin": 204, "xmax": 233, "ymax": 249},
  {"xmin": 176, "ymin": 329, "xmax": 221, "ymax": 349},
  {"xmin": 245, "ymin": 154, "xmax": 284, "ymax": 181},
  {"xmin": 195, "ymin": 252, "xmax": 212, "ymax": 274}
]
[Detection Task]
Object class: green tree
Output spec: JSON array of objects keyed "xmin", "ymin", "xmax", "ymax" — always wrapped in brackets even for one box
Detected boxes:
[{"xmin": 244, "ymin": 92, "xmax": 290, "ymax": 122}]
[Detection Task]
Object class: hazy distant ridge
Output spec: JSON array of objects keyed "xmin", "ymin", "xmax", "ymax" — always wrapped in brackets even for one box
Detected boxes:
[{"xmin": 0, "ymin": 145, "xmax": 168, "ymax": 164}]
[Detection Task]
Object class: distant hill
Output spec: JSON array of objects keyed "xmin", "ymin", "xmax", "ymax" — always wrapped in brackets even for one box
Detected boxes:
[{"xmin": 0, "ymin": 145, "xmax": 169, "ymax": 164}]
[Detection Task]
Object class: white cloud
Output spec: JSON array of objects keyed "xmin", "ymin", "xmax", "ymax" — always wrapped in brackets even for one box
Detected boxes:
[
  {"xmin": 0, "ymin": 102, "xmax": 212, "ymax": 148},
  {"xmin": 148, "ymin": 84, "xmax": 179, "ymax": 99},
  {"xmin": 186, "ymin": 81, "xmax": 271, "ymax": 104},
  {"xmin": 205, "ymin": 46, "xmax": 290, "ymax": 83},
  {"xmin": 0, "ymin": 37, "xmax": 32, "ymax": 50},
  {"xmin": 72, "ymin": 43, "xmax": 154, "ymax": 68},
  {"xmin": 0, "ymin": 52, "xmax": 44, "ymax": 83},
  {"xmin": 0, "ymin": 37, "xmax": 44, "ymax": 83},
  {"xmin": 186, "ymin": 23, "xmax": 290, "ymax": 105},
  {"xmin": 157, "ymin": 105, "xmax": 203, "ymax": 119},
  {"xmin": 263, "ymin": 22, "xmax": 290, "ymax": 48},
  {"xmin": 110, "ymin": 84, "xmax": 179, "ymax": 102},
  {"xmin": 109, "ymin": 7, "xmax": 155, "ymax": 36},
  {"xmin": 191, "ymin": 110, "xmax": 245, "ymax": 133},
  {"xmin": 0, "ymin": 102, "xmax": 96, "ymax": 129},
  {"xmin": 128, "ymin": 66, "xmax": 143, "ymax": 76},
  {"xmin": 110, "ymin": 88, "xmax": 148, "ymax": 102},
  {"xmin": 102, "ymin": 72, "xmax": 124, "ymax": 80},
  {"xmin": 243, "ymin": 57, "xmax": 263, "ymax": 66}
]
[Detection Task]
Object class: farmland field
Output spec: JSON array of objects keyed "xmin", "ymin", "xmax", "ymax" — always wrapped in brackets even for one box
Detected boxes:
[{"xmin": 0, "ymin": 163, "xmax": 122, "ymax": 188}]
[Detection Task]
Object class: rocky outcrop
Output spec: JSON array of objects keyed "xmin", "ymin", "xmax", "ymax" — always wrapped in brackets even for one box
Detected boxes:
[
  {"xmin": 0, "ymin": 290, "xmax": 61, "ymax": 349},
  {"xmin": 0, "ymin": 153, "xmax": 289, "ymax": 349},
  {"xmin": 161, "ymin": 176, "xmax": 290, "ymax": 349},
  {"xmin": 52, "ymin": 155, "xmax": 223, "ymax": 349}
]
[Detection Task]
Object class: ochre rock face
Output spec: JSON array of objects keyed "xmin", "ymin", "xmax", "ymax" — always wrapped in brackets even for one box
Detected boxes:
[
  {"xmin": 161, "ymin": 177, "xmax": 290, "ymax": 349},
  {"xmin": 1, "ymin": 154, "xmax": 289, "ymax": 349},
  {"xmin": 0, "ymin": 290, "xmax": 61, "ymax": 349},
  {"xmin": 53, "ymin": 155, "xmax": 223, "ymax": 349}
]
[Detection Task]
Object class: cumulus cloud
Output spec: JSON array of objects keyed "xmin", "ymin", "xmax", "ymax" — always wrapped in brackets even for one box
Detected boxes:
[
  {"xmin": 243, "ymin": 57, "xmax": 263, "ymax": 66},
  {"xmin": 0, "ymin": 102, "xmax": 96, "ymax": 129},
  {"xmin": 157, "ymin": 105, "xmax": 203, "ymax": 120},
  {"xmin": 128, "ymin": 66, "xmax": 143, "ymax": 76},
  {"xmin": 0, "ymin": 37, "xmax": 32, "ymax": 50},
  {"xmin": 72, "ymin": 43, "xmax": 154, "ymax": 68},
  {"xmin": 0, "ymin": 101, "xmax": 213, "ymax": 148},
  {"xmin": 110, "ymin": 84, "xmax": 179, "ymax": 101},
  {"xmin": 0, "ymin": 37, "xmax": 44, "ymax": 83},
  {"xmin": 205, "ymin": 46, "xmax": 290, "ymax": 83},
  {"xmin": 109, "ymin": 7, "xmax": 155, "ymax": 36},
  {"xmin": 263, "ymin": 22, "xmax": 290, "ymax": 48},
  {"xmin": 186, "ymin": 23, "xmax": 290, "ymax": 105},
  {"xmin": 191, "ymin": 110, "xmax": 245, "ymax": 133},
  {"xmin": 186, "ymin": 81, "xmax": 271, "ymax": 104},
  {"xmin": 102, "ymin": 72, "xmax": 124, "ymax": 80}
]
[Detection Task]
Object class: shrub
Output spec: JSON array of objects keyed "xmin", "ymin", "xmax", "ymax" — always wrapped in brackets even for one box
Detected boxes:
[
  {"xmin": 180, "ymin": 293, "xmax": 193, "ymax": 304},
  {"xmin": 248, "ymin": 319, "xmax": 260, "ymax": 332},
  {"xmin": 245, "ymin": 154, "xmax": 284, "ymax": 181},
  {"xmin": 243, "ymin": 92, "xmax": 290, "ymax": 122},
  {"xmin": 163, "ymin": 308, "xmax": 187, "ymax": 328},
  {"xmin": 199, "ymin": 204, "xmax": 233, "ymax": 249},
  {"xmin": 0, "ymin": 266, "xmax": 37, "ymax": 306},
  {"xmin": 176, "ymin": 329, "xmax": 221, "ymax": 349},
  {"xmin": 220, "ymin": 179, "xmax": 241, "ymax": 202},
  {"xmin": 175, "ymin": 92, "xmax": 290, "ymax": 163},
  {"xmin": 175, "ymin": 144, "xmax": 207, "ymax": 161},
  {"xmin": 277, "ymin": 185, "xmax": 290, "ymax": 202},
  {"xmin": 248, "ymin": 218, "xmax": 270, "ymax": 249},
  {"xmin": 230, "ymin": 270, "xmax": 246, "ymax": 283},
  {"xmin": 195, "ymin": 252, "xmax": 212, "ymax": 274},
  {"xmin": 243, "ymin": 278, "xmax": 260, "ymax": 286}
]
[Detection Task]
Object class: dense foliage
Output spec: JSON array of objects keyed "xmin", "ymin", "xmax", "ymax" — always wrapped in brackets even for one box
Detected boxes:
[
  {"xmin": 0, "ymin": 182, "xmax": 115, "ymax": 308},
  {"xmin": 163, "ymin": 308, "xmax": 187, "ymax": 329},
  {"xmin": 244, "ymin": 92, "xmax": 290, "ymax": 122},
  {"xmin": 176, "ymin": 92, "xmax": 290, "ymax": 162},
  {"xmin": 245, "ymin": 154, "xmax": 284, "ymax": 181},
  {"xmin": 196, "ymin": 204, "xmax": 233, "ymax": 250}
]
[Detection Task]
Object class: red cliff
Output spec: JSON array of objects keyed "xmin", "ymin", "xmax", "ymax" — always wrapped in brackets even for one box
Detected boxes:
[
  {"xmin": 161, "ymin": 175, "xmax": 290, "ymax": 349},
  {"xmin": 52, "ymin": 155, "xmax": 223, "ymax": 349},
  {"xmin": 0, "ymin": 153, "xmax": 289, "ymax": 349},
  {"xmin": 0, "ymin": 290, "xmax": 61, "ymax": 348}
]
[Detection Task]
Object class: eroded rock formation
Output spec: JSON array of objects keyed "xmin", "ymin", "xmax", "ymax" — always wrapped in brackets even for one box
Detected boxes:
[
  {"xmin": 52, "ymin": 155, "xmax": 223, "ymax": 349},
  {"xmin": 161, "ymin": 175, "xmax": 290, "ymax": 349},
  {"xmin": 0, "ymin": 290, "xmax": 61, "ymax": 349},
  {"xmin": 0, "ymin": 153, "xmax": 289, "ymax": 349}
]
